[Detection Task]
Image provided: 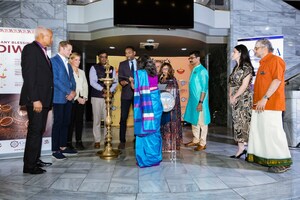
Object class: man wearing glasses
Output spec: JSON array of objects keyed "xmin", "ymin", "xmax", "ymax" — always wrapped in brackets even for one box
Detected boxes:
[
  {"xmin": 184, "ymin": 50, "xmax": 211, "ymax": 151},
  {"xmin": 89, "ymin": 51, "xmax": 117, "ymax": 149},
  {"xmin": 247, "ymin": 38, "xmax": 292, "ymax": 173}
]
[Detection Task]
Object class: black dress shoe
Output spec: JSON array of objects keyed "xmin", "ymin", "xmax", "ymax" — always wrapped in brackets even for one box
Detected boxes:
[
  {"xmin": 76, "ymin": 141, "xmax": 85, "ymax": 150},
  {"xmin": 23, "ymin": 166, "xmax": 46, "ymax": 174},
  {"xmin": 67, "ymin": 143, "xmax": 75, "ymax": 150},
  {"xmin": 118, "ymin": 143, "xmax": 125, "ymax": 149},
  {"xmin": 37, "ymin": 159, "xmax": 52, "ymax": 167},
  {"xmin": 230, "ymin": 149, "xmax": 247, "ymax": 159}
]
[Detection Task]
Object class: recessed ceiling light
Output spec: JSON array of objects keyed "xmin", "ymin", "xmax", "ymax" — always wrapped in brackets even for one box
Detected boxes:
[
  {"xmin": 181, "ymin": 48, "xmax": 187, "ymax": 51},
  {"xmin": 109, "ymin": 46, "xmax": 115, "ymax": 49}
]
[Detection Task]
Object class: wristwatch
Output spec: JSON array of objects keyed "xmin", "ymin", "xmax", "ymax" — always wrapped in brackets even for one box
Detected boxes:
[
  {"xmin": 199, "ymin": 100, "xmax": 203, "ymax": 104},
  {"xmin": 263, "ymin": 95, "xmax": 269, "ymax": 100}
]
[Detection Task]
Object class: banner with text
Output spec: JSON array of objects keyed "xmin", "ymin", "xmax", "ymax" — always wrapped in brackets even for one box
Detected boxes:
[
  {"xmin": 237, "ymin": 35, "xmax": 284, "ymax": 83},
  {"xmin": 0, "ymin": 27, "xmax": 52, "ymax": 155}
]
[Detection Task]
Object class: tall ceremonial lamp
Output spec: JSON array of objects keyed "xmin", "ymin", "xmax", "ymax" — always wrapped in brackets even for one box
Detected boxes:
[{"xmin": 97, "ymin": 62, "xmax": 121, "ymax": 159}]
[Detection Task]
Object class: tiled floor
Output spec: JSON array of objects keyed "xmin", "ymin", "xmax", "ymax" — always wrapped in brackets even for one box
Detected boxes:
[{"xmin": 0, "ymin": 124, "xmax": 299, "ymax": 200}]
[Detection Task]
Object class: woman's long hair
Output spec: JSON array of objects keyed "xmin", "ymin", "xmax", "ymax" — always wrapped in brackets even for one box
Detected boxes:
[
  {"xmin": 137, "ymin": 54, "xmax": 157, "ymax": 77},
  {"xmin": 158, "ymin": 62, "xmax": 175, "ymax": 80},
  {"xmin": 234, "ymin": 44, "xmax": 255, "ymax": 76}
]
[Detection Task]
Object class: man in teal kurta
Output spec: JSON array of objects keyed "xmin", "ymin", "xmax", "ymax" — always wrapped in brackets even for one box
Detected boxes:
[{"xmin": 184, "ymin": 50, "xmax": 211, "ymax": 151}]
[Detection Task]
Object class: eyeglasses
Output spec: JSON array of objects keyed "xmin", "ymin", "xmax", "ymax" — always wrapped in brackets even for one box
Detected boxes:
[
  {"xmin": 254, "ymin": 46, "xmax": 264, "ymax": 51},
  {"xmin": 188, "ymin": 56, "xmax": 197, "ymax": 60}
]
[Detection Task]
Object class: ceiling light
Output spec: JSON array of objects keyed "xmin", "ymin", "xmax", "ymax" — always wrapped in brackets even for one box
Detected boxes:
[
  {"xmin": 181, "ymin": 48, "xmax": 187, "ymax": 51},
  {"xmin": 109, "ymin": 46, "xmax": 115, "ymax": 49}
]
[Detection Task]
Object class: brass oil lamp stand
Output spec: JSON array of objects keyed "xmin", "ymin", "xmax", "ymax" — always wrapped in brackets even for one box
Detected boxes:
[{"xmin": 97, "ymin": 63, "xmax": 121, "ymax": 160}]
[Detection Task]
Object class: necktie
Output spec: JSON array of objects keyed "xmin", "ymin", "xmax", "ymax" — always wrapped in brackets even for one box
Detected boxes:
[
  {"xmin": 42, "ymin": 47, "xmax": 51, "ymax": 66},
  {"xmin": 130, "ymin": 61, "xmax": 134, "ymax": 76}
]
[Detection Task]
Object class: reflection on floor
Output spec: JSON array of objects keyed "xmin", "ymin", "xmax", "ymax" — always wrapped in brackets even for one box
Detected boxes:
[{"xmin": 0, "ymin": 124, "xmax": 299, "ymax": 200}]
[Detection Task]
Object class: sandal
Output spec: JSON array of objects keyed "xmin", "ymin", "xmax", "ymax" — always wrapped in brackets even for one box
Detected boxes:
[{"xmin": 268, "ymin": 166, "xmax": 287, "ymax": 173}]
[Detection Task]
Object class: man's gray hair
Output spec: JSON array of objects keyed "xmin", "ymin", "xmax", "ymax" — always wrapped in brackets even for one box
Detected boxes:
[
  {"xmin": 34, "ymin": 26, "xmax": 50, "ymax": 38},
  {"xmin": 257, "ymin": 38, "xmax": 274, "ymax": 53}
]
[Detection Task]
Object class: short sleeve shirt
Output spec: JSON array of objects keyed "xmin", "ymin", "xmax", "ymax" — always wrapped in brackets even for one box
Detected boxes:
[{"xmin": 253, "ymin": 53, "xmax": 286, "ymax": 111}]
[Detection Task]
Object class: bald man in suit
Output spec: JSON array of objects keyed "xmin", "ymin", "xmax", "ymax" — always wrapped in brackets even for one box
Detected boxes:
[
  {"xmin": 118, "ymin": 46, "xmax": 137, "ymax": 149},
  {"xmin": 20, "ymin": 26, "xmax": 53, "ymax": 174}
]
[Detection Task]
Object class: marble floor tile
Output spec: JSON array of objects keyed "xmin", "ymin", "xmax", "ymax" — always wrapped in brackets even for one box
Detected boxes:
[
  {"xmin": 234, "ymin": 178, "xmax": 300, "ymax": 200},
  {"xmin": 78, "ymin": 179, "xmax": 111, "ymax": 192},
  {"xmin": 50, "ymin": 178, "xmax": 84, "ymax": 191},
  {"xmin": 139, "ymin": 180, "xmax": 170, "ymax": 193},
  {"xmin": 194, "ymin": 177, "xmax": 229, "ymax": 190},
  {"xmin": 244, "ymin": 174, "xmax": 277, "ymax": 185},
  {"xmin": 24, "ymin": 173, "xmax": 61, "ymax": 187},
  {"xmin": 85, "ymin": 172, "xmax": 113, "ymax": 180},
  {"xmin": 59, "ymin": 172, "xmax": 87, "ymax": 179},
  {"xmin": 138, "ymin": 167, "xmax": 166, "ymax": 180},
  {"xmin": 112, "ymin": 166, "xmax": 138, "ymax": 178},
  {"xmin": 0, "ymin": 182, "xmax": 44, "ymax": 200},
  {"xmin": 217, "ymin": 176, "xmax": 255, "ymax": 188},
  {"xmin": 0, "ymin": 125, "xmax": 299, "ymax": 199},
  {"xmin": 4, "ymin": 174, "xmax": 34, "ymax": 184},
  {"xmin": 29, "ymin": 189, "xmax": 136, "ymax": 200},
  {"xmin": 166, "ymin": 178, "xmax": 200, "ymax": 193},
  {"xmin": 108, "ymin": 177, "xmax": 138, "ymax": 193},
  {"xmin": 137, "ymin": 190, "xmax": 244, "ymax": 200}
]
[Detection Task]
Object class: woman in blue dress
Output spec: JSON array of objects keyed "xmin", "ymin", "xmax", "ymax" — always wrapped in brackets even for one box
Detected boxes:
[{"xmin": 132, "ymin": 54, "xmax": 163, "ymax": 168}]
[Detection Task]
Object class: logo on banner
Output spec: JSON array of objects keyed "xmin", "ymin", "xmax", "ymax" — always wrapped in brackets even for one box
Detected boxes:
[
  {"xmin": 180, "ymin": 80, "xmax": 186, "ymax": 86},
  {"xmin": 10, "ymin": 140, "xmax": 25, "ymax": 148},
  {"xmin": 111, "ymin": 106, "xmax": 117, "ymax": 111},
  {"xmin": 176, "ymin": 67, "xmax": 185, "ymax": 74},
  {"xmin": 10, "ymin": 141, "xmax": 19, "ymax": 148}
]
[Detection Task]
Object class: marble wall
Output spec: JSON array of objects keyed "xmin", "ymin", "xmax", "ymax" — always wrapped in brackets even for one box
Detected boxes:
[
  {"xmin": 229, "ymin": 0, "xmax": 300, "ymax": 76},
  {"xmin": 284, "ymin": 91, "xmax": 300, "ymax": 147},
  {"xmin": 0, "ymin": 0, "xmax": 68, "ymax": 55},
  {"xmin": 229, "ymin": 0, "xmax": 300, "ymax": 144}
]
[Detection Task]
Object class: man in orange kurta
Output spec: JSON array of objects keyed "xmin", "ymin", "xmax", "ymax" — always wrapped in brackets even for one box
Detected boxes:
[{"xmin": 247, "ymin": 38, "xmax": 292, "ymax": 173}]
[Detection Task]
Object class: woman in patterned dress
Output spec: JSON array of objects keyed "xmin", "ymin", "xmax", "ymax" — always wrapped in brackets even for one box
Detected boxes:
[
  {"xmin": 229, "ymin": 44, "xmax": 255, "ymax": 158},
  {"xmin": 158, "ymin": 62, "xmax": 183, "ymax": 151}
]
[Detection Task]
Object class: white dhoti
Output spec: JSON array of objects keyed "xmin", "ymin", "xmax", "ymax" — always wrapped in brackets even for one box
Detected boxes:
[{"xmin": 247, "ymin": 110, "xmax": 292, "ymax": 167}]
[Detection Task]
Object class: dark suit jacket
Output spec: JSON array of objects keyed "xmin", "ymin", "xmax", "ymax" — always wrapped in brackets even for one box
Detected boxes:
[
  {"xmin": 19, "ymin": 41, "xmax": 53, "ymax": 108},
  {"xmin": 118, "ymin": 60, "xmax": 134, "ymax": 100}
]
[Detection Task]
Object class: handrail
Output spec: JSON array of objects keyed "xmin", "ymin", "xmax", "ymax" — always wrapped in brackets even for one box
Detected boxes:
[{"xmin": 285, "ymin": 72, "xmax": 300, "ymax": 85}]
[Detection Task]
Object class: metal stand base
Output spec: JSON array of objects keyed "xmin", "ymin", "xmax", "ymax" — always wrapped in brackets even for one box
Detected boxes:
[{"xmin": 97, "ymin": 147, "xmax": 121, "ymax": 160}]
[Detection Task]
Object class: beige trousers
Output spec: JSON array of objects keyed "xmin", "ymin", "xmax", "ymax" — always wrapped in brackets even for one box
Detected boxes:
[
  {"xmin": 192, "ymin": 111, "xmax": 208, "ymax": 146},
  {"xmin": 91, "ymin": 97, "xmax": 106, "ymax": 143}
]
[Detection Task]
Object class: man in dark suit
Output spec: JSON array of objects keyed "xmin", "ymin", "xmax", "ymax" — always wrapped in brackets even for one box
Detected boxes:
[
  {"xmin": 20, "ymin": 26, "xmax": 53, "ymax": 174},
  {"xmin": 51, "ymin": 41, "xmax": 77, "ymax": 160},
  {"xmin": 118, "ymin": 46, "xmax": 136, "ymax": 149}
]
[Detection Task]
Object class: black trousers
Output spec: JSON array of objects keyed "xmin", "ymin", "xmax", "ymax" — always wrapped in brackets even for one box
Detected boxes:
[
  {"xmin": 23, "ymin": 106, "xmax": 49, "ymax": 170},
  {"xmin": 119, "ymin": 99, "xmax": 133, "ymax": 143},
  {"xmin": 68, "ymin": 100, "xmax": 84, "ymax": 143}
]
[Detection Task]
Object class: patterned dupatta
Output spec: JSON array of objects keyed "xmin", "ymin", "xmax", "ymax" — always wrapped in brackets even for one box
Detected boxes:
[{"xmin": 134, "ymin": 70, "xmax": 156, "ymax": 136}]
